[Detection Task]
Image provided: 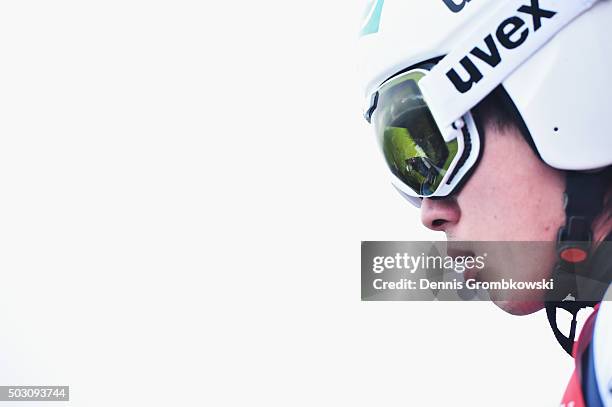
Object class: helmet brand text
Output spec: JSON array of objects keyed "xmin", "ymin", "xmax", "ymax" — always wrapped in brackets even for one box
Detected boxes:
[
  {"xmin": 442, "ymin": 0, "xmax": 472, "ymax": 13},
  {"xmin": 446, "ymin": 0, "xmax": 557, "ymax": 94}
]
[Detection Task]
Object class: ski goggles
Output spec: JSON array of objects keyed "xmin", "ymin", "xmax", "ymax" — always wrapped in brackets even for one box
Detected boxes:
[
  {"xmin": 361, "ymin": 1, "xmax": 604, "ymax": 207},
  {"xmin": 364, "ymin": 69, "xmax": 481, "ymax": 207}
]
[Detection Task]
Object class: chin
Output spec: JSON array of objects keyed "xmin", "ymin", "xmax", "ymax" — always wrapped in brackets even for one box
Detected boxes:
[{"xmin": 493, "ymin": 299, "xmax": 544, "ymax": 316}]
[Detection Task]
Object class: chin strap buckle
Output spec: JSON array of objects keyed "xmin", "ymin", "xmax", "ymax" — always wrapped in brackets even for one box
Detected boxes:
[{"xmin": 557, "ymin": 216, "xmax": 592, "ymax": 264}]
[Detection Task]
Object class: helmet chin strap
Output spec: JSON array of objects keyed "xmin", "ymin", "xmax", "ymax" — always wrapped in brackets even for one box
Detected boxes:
[{"xmin": 545, "ymin": 171, "xmax": 606, "ymax": 355}]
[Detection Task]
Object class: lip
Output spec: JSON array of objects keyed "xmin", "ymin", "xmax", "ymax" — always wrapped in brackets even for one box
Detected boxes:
[
  {"xmin": 446, "ymin": 245, "xmax": 480, "ymax": 282},
  {"xmin": 463, "ymin": 267, "xmax": 479, "ymax": 283}
]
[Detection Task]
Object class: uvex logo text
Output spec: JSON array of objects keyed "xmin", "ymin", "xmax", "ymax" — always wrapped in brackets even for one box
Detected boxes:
[
  {"xmin": 446, "ymin": 0, "xmax": 557, "ymax": 94},
  {"xmin": 442, "ymin": 0, "xmax": 472, "ymax": 13}
]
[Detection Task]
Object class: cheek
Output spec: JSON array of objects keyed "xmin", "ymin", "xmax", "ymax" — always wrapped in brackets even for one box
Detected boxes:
[
  {"xmin": 455, "ymin": 128, "xmax": 566, "ymax": 241},
  {"xmin": 519, "ymin": 173, "xmax": 566, "ymax": 240}
]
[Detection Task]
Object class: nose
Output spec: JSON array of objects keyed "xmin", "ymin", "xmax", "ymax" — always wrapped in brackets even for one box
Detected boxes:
[{"xmin": 420, "ymin": 197, "xmax": 460, "ymax": 232}]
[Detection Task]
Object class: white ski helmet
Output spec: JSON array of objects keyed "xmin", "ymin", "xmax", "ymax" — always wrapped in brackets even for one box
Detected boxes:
[
  {"xmin": 358, "ymin": 0, "xmax": 612, "ymax": 355},
  {"xmin": 359, "ymin": 0, "xmax": 612, "ymax": 202}
]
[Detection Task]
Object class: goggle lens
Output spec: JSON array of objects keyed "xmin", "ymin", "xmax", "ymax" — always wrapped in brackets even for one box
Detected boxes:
[{"xmin": 372, "ymin": 71, "xmax": 459, "ymax": 197}]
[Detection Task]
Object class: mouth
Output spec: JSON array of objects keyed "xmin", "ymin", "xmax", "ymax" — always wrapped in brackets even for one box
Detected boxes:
[
  {"xmin": 462, "ymin": 267, "xmax": 479, "ymax": 283},
  {"xmin": 446, "ymin": 244, "xmax": 480, "ymax": 282}
]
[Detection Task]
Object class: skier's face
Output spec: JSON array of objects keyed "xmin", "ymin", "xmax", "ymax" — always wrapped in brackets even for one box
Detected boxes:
[{"xmin": 419, "ymin": 122, "xmax": 566, "ymax": 314}]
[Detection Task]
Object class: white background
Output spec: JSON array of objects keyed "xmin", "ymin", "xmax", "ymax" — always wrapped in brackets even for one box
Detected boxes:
[{"xmin": 0, "ymin": 1, "xmax": 573, "ymax": 406}]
